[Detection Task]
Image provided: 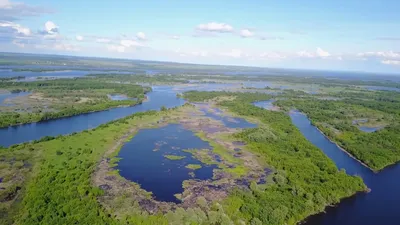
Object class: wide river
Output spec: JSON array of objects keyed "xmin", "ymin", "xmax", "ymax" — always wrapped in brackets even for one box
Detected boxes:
[
  {"xmin": 289, "ymin": 110, "xmax": 400, "ymax": 225},
  {"xmin": 1, "ymin": 86, "xmax": 399, "ymax": 225}
]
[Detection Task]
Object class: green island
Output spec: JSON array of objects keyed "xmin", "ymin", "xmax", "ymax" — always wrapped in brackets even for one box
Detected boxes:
[
  {"xmin": 0, "ymin": 78, "xmax": 149, "ymax": 127},
  {"xmin": 0, "ymin": 91, "xmax": 366, "ymax": 225},
  {"xmin": 164, "ymin": 155, "xmax": 186, "ymax": 160},
  {"xmin": 185, "ymin": 164, "xmax": 202, "ymax": 170}
]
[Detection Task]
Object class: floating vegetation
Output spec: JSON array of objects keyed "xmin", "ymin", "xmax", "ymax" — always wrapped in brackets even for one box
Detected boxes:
[
  {"xmin": 164, "ymin": 155, "xmax": 186, "ymax": 160},
  {"xmin": 186, "ymin": 164, "xmax": 202, "ymax": 170}
]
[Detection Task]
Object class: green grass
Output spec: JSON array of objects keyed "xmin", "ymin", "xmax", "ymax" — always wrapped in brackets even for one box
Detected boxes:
[
  {"xmin": 164, "ymin": 155, "xmax": 186, "ymax": 160},
  {"xmin": 1, "ymin": 95, "xmax": 367, "ymax": 225},
  {"xmin": 185, "ymin": 164, "xmax": 202, "ymax": 170}
]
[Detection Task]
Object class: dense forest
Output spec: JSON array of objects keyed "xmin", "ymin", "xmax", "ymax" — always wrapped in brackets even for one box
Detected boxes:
[
  {"xmin": 277, "ymin": 90, "xmax": 400, "ymax": 171},
  {"xmin": 183, "ymin": 91, "xmax": 366, "ymax": 224},
  {"xmin": 0, "ymin": 92, "xmax": 366, "ymax": 225}
]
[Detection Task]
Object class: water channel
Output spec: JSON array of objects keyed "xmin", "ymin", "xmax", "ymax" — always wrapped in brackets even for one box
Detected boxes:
[
  {"xmin": 0, "ymin": 86, "xmax": 185, "ymax": 147},
  {"xmin": 254, "ymin": 101, "xmax": 400, "ymax": 225},
  {"xmin": 0, "ymin": 81, "xmax": 399, "ymax": 224}
]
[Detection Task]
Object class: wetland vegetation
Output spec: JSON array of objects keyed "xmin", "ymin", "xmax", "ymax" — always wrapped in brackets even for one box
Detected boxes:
[
  {"xmin": 0, "ymin": 95, "xmax": 366, "ymax": 225},
  {"xmin": 0, "ymin": 78, "xmax": 149, "ymax": 127},
  {"xmin": 276, "ymin": 90, "xmax": 400, "ymax": 171},
  {"xmin": 1, "ymin": 53, "xmax": 400, "ymax": 225}
]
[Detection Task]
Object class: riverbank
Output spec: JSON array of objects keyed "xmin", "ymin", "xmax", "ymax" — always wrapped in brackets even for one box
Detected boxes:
[
  {"xmin": 0, "ymin": 98, "xmax": 366, "ymax": 225},
  {"xmin": 0, "ymin": 99, "xmax": 143, "ymax": 129},
  {"xmin": 291, "ymin": 110, "xmax": 376, "ymax": 173}
]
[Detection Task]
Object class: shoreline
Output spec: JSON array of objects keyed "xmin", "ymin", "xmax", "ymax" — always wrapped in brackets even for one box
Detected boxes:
[
  {"xmin": 0, "ymin": 99, "xmax": 143, "ymax": 130},
  {"xmin": 289, "ymin": 109, "xmax": 377, "ymax": 172},
  {"xmin": 314, "ymin": 125, "xmax": 377, "ymax": 173}
]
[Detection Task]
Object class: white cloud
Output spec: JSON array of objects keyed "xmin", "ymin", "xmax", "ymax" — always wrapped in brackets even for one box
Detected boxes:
[
  {"xmin": 259, "ymin": 36, "xmax": 284, "ymax": 41},
  {"xmin": 259, "ymin": 52, "xmax": 286, "ymax": 59},
  {"xmin": 170, "ymin": 35, "xmax": 180, "ymax": 40},
  {"xmin": 120, "ymin": 39, "xmax": 142, "ymax": 47},
  {"xmin": 191, "ymin": 51, "xmax": 208, "ymax": 57},
  {"xmin": 381, "ymin": 60, "xmax": 400, "ymax": 66},
  {"xmin": 220, "ymin": 49, "xmax": 242, "ymax": 58},
  {"xmin": 0, "ymin": 0, "xmax": 51, "ymax": 21},
  {"xmin": 53, "ymin": 43, "xmax": 80, "ymax": 52},
  {"xmin": 96, "ymin": 38, "xmax": 111, "ymax": 43},
  {"xmin": 0, "ymin": 0, "xmax": 11, "ymax": 8},
  {"xmin": 44, "ymin": 21, "xmax": 58, "ymax": 34},
  {"xmin": 316, "ymin": 47, "xmax": 331, "ymax": 57},
  {"xmin": 136, "ymin": 32, "xmax": 146, "ymax": 40},
  {"xmin": 297, "ymin": 48, "xmax": 331, "ymax": 58},
  {"xmin": 197, "ymin": 22, "xmax": 234, "ymax": 33},
  {"xmin": 12, "ymin": 39, "xmax": 24, "ymax": 48},
  {"xmin": 240, "ymin": 29, "xmax": 254, "ymax": 38},
  {"xmin": 358, "ymin": 51, "xmax": 400, "ymax": 59},
  {"xmin": 0, "ymin": 21, "xmax": 31, "ymax": 35},
  {"xmin": 75, "ymin": 35, "xmax": 83, "ymax": 41},
  {"xmin": 107, "ymin": 45, "xmax": 125, "ymax": 53},
  {"xmin": 297, "ymin": 50, "xmax": 315, "ymax": 58}
]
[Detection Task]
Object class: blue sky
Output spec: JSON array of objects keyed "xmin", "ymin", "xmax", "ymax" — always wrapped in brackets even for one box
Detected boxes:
[{"xmin": 1, "ymin": 0, "xmax": 400, "ymax": 73}]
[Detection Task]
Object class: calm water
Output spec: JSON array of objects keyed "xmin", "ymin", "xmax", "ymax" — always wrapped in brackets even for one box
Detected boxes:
[
  {"xmin": 364, "ymin": 86, "xmax": 400, "ymax": 92},
  {"xmin": 358, "ymin": 126, "xmax": 381, "ymax": 133},
  {"xmin": 288, "ymin": 110, "xmax": 400, "ymax": 225},
  {"xmin": 253, "ymin": 99, "xmax": 276, "ymax": 111},
  {"xmin": 0, "ymin": 68, "xmax": 133, "ymax": 81},
  {"xmin": 198, "ymin": 106, "xmax": 256, "ymax": 129},
  {"xmin": 0, "ymin": 92, "xmax": 31, "ymax": 106},
  {"xmin": 0, "ymin": 69, "xmax": 89, "ymax": 79},
  {"xmin": 0, "ymin": 86, "xmax": 185, "ymax": 147},
  {"xmin": 107, "ymin": 94, "xmax": 136, "ymax": 101},
  {"xmin": 117, "ymin": 124, "xmax": 216, "ymax": 202}
]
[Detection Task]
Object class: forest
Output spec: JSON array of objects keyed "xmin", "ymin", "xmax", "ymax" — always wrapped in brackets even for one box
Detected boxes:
[
  {"xmin": 0, "ymin": 78, "xmax": 149, "ymax": 127},
  {"xmin": 276, "ymin": 90, "xmax": 400, "ymax": 171},
  {"xmin": 0, "ymin": 92, "xmax": 366, "ymax": 225}
]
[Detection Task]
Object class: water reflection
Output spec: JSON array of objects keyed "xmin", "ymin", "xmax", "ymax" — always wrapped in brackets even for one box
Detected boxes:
[
  {"xmin": 117, "ymin": 124, "xmax": 216, "ymax": 202},
  {"xmin": 0, "ymin": 86, "xmax": 185, "ymax": 147},
  {"xmin": 289, "ymin": 110, "xmax": 400, "ymax": 225}
]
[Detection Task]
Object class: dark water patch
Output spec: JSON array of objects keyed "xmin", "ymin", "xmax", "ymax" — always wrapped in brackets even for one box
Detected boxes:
[
  {"xmin": 107, "ymin": 94, "xmax": 137, "ymax": 101},
  {"xmin": 242, "ymin": 81, "xmax": 273, "ymax": 89},
  {"xmin": 253, "ymin": 99, "xmax": 276, "ymax": 111},
  {"xmin": 289, "ymin": 110, "xmax": 400, "ymax": 225},
  {"xmin": 0, "ymin": 86, "xmax": 185, "ymax": 147},
  {"xmin": 198, "ymin": 107, "xmax": 256, "ymax": 129},
  {"xmin": 0, "ymin": 92, "xmax": 31, "ymax": 106},
  {"xmin": 364, "ymin": 86, "xmax": 400, "ymax": 92},
  {"xmin": 232, "ymin": 141, "xmax": 245, "ymax": 146},
  {"xmin": 117, "ymin": 124, "xmax": 217, "ymax": 203},
  {"xmin": 358, "ymin": 126, "xmax": 381, "ymax": 133},
  {"xmin": 174, "ymin": 83, "xmax": 239, "ymax": 93}
]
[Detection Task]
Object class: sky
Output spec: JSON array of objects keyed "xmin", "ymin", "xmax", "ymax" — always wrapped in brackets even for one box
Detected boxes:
[{"xmin": 0, "ymin": 0, "xmax": 400, "ymax": 73}]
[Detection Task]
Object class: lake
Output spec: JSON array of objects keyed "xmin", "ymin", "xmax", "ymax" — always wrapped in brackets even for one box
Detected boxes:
[
  {"xmin": 0, "ymin": 91, "xmax": 31, "ymax": 106},
  {"xmin": 117, "ymin": 124, "xmax": 216, "ymax": 203},
  {"xmin": 196, "ymin": 104, "xmax": 257, "ymax": 129}
]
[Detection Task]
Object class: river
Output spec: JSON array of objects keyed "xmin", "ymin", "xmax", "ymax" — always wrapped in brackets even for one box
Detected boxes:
[
  {"xmin": 254, "ymin": 101, "xmax": 400, "ymax": 225},
  {"xmin": 289, "ymin": 110, "xmax": 400, "ymax": 225},
  {"xmin": 0, "ymin": 86, "xmax": 185, "ymax": 147},
  {"xmin": 1, "ymin": 85, "xmax": 399, "ymax": 224}
]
